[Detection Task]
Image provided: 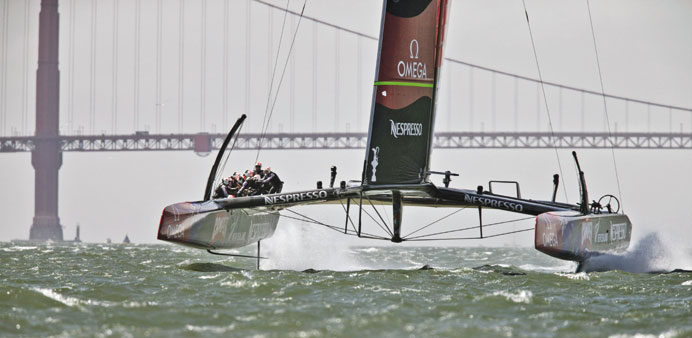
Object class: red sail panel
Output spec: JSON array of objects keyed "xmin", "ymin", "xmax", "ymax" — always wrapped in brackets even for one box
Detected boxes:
[{"xmin": 364, "ymin": 0, "xmax": 449, "ymax": 185}]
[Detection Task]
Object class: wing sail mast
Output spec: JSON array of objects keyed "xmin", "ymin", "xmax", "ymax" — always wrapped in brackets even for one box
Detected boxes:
[{"xmin": 203, "ymin": 114, "xmax": 247, "ymax": 201}]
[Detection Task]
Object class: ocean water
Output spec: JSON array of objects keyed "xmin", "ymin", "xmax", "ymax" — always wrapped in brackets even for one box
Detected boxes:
[{"xmin": 2, "ymin": 233, "xmax": 691, "ymax": 337}]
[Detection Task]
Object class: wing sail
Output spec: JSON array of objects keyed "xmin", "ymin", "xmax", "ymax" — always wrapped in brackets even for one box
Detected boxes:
[{"xmin": 363, "ymin": 0, "xmax": 449, "ymax": 185}]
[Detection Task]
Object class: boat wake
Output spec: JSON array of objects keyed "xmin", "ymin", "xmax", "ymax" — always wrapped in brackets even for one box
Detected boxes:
[
  {"xmin": 261, "ymin": 221, "xmax": 369, "ymax": 271},
  {"xmin": 580, "ymin": 232, "xmax": 692, "ymax": 273}
]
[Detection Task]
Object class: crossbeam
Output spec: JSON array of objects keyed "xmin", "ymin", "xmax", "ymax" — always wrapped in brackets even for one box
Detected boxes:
[{"xmin": 2, "ymin": 132, "xmax": 692, "ymax": 153}]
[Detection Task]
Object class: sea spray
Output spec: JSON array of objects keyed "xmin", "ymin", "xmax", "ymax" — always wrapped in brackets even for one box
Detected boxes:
[
  {"xmin": 260, "ymin": 221, "xmax": 368, "ymax": 271},
  {"xmin": 581, "ymin": 232, "xmax": 692, "ymax": 273}
]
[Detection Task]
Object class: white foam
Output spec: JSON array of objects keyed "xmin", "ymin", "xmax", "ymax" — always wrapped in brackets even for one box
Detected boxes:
[
  {"xmin": 682, "ymin": 280, "xmax": 692, "ymax": 286},
  {"xmin": 198, "ymin": 274, "xmax": 219, "ymax": 280},
  {"xmin": 555, "ymin": 272, "xmax": 590, "ymax": 281},
  {"xmin": 33, "ymin": 288, "xmax": 82, "ymax": 308},
  {"xmin": 261, "ymin": 221, "xmax": 369, "ymax": 271},
  {"xmin": 185, "ymin": 324, "xmax": 235, "ymax": 334},
  {"xmin": 3, "ymin": 246, "xmax": 37, "ymax": 252},
  {"xmin": 608, "ymin": 330, "xmax": 679, "ymax": 338},
  {"xmin": 581, "ymin": 232, "xmax": 692, "ymax": 273},
  {"xmin": 491, "ymin": 290, "xmax": 533, "ymax": 304}
]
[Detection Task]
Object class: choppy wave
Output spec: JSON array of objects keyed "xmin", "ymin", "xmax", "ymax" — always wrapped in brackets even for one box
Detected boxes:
[
  {"xmin": 1, "ymin": 241, "xmax": 691, "ymax": 337},
  {"xmin": 580, "ymin": 233, "xmax": 692, "ymax": 273}
]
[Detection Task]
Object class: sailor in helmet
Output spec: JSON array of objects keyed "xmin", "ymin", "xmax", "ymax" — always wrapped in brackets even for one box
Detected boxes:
[
  {"xmin": 213, "ymin": 177, "xmax": 232, "ymax": 199},
  {"xmin": 261, "ymin": 166, "xmax": 283, "ymax": 194},
  {"xmin": 239, "ymin": 173, "xmax": 260, "ymax": 196},
  {"xmin": 255, "ymin": 162, "xmax": 265, "ymax": 179}
]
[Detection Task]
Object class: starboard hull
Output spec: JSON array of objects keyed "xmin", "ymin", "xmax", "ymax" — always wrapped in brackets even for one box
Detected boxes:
[
  {"xmin": 157, "ymin": 200, "xmax": 279, "ymax": 250},
  {"xmin": 535, "ymin": 211, "xmax": 632, "ymax": 261}
]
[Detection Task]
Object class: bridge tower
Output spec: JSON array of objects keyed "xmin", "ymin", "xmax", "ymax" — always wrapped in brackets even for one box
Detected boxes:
[{"xmin": 29, "ymin": 0, "xmax": 63, "ymax": 241}]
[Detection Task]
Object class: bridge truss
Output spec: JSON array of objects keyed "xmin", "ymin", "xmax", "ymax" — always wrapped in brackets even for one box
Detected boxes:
[{"xmin": 2, "ymin": 132, "xmax": 691, "ymax": 153}]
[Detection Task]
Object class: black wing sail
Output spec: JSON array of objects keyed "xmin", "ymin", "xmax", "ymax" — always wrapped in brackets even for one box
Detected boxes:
[{"xmin": 363, "ymin": 0, "xmax": 449, "ymax": 185}]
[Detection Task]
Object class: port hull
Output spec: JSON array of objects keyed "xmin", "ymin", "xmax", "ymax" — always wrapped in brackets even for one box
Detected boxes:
[{"xmin": 535, "ymin": 211, "xmax": 632, "ymax": 261}]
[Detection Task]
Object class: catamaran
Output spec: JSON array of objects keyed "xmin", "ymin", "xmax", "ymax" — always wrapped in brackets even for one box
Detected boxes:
[{"xmin": 157, "ymin": 0, "xmax": 632, "ymax": 272}]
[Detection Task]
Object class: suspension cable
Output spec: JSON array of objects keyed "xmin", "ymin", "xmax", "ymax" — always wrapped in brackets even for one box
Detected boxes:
[
  {"xmin": 586, "ymin": 0, "xmax": 624, "ymax": 212},
  {"xmin": 258, "ymin": 0, "xmax": 290, "ymax": 157},
  {"xmin": 255, "ymin": 0, "xmax": 691, "ymax": 117},
  {"xmin": 521, "ymin": 0, "xmax": 569, "ymax": 203},
  {"xmin": 255, "ymin": 1, "xmax": 307, "ymax": 162}
]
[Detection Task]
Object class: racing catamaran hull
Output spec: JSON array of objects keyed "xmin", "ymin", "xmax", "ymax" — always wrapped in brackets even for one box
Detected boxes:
[
  {"xmin": 535, "ymin": 211, "xmax": 632, "ymax": 262},
  {"xmin": 157, "ymin": 200, "xmax": 280, "ymax": 250}
]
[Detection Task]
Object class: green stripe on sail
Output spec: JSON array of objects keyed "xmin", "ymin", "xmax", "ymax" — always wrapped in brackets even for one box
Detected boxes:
[{"xmin": 374, "ymin": 81, "xmax": 434, "ymax": 88}]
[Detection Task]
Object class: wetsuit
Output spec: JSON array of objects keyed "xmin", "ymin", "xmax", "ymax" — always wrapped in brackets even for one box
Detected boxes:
[
  {"xmin": 213, "ymin": 184, "xmax": 230, "ymax": 199},
  {"xmin": 240, "ymin": 177, "xmax": 261, "ymax": 196},
  {"xmin": 255, "ymin": 167, "xmax": 265, "ymax": 179},
  {"xmin": 262, "ymin": 171, "xmax": 283, "ymax": 194}
]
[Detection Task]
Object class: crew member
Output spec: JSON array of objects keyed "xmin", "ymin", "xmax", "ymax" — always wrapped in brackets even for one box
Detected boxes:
[
  {"xmin": 213, "ymin": 177, "xmax": 232, "ymax": 199},
  {"xmin": 239, "ymin": 174, "xmax": 261, "ymax": 196},
  {"xmin": 261, "ymin": 167, "xmax": 283, "ymax": 194},
  {"xmin": 255, "ymin": 162, "xmax": 265, "ymax": 179}
]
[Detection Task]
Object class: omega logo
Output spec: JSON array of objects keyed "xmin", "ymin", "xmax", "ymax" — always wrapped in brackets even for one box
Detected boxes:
[
  {"xmin": 409, "ymin": 39, "xmax": 419, "ymax": 59},
  {"xmin": 397, "ymin": 39, "xmax": 427, "ymax": 79}
]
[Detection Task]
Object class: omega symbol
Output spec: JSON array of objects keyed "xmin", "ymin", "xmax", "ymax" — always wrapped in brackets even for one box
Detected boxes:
[{"xmin": 409, "ymin": 39, "xmax": 419, "ymax": 59}]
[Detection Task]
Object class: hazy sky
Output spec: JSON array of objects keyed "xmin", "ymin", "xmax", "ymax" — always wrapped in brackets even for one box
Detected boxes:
[{"xmin": 1, "ymin": 0, "xmax": 691, "ymax": 252}]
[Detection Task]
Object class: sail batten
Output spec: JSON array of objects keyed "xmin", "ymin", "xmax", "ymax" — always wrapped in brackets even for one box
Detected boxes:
[{"xmin": 363, "ymin": 0, "xmax": 449, "ymax": 186}]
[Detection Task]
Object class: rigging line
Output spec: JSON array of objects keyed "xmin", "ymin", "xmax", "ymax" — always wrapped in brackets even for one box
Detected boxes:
[
  {"xmin": 521, "ymin": 0, "xmax": 569, "ymax": 203},
  {"xmin": 359, "ymin": 203, "xmax": 394, "ymax": 237},
  {"xmin": 365, "ymin": 196, "xmax": 394, "ymax": 237},
  {"xmin": 285, "ymin": 207, "xmax": 390, "ymax": 240},
  {"xmin": 337, "ymin": 198, "xmax": 359, "ymax": 234},
  {"xmin": 366, "ymin": 195, "xmax": 393, "ymax": 231},
  {"xmin": 280, "ymin": 213, "xmax": 388, "ymax": 240},
  {"xmin": 586, "ymin": 0, "xmax": 624, "ymax": 212},
  {"xmin": 404, "ymin": 216, "xmax": 534, "ymax": 240},
  {"xmin": 404, "ymin": 228, "xmax": 534, "ymax": 242},
  {"xmin": 282, "ymin": 209, "xmax": 389, "ymax": 240},
  {"xmin": 281, "ymin": 212, "xmax": 386, "ymax": 239},
  {"xmin": 281, "ymin": 211, "xmax": 342, "ymax": 232},
  {"xmin": 256, "ymin": 1, "xmax": 307, "ymax": 161},
  {"xmin": 402, "ymin": 207, "xmax": 466, "ymax": 239},
  {"xmin": 215, "ymin": 123, "xmax": 245, "ymax": 185},
  {"xmin": 257, "ymin": 0, "xmax": 291, "ymax": 161}
]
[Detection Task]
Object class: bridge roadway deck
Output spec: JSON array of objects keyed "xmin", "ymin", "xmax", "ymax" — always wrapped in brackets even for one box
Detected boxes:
[{"xmin": 2, "ymin": 132, "xmax": 691, "ymax": 152}]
